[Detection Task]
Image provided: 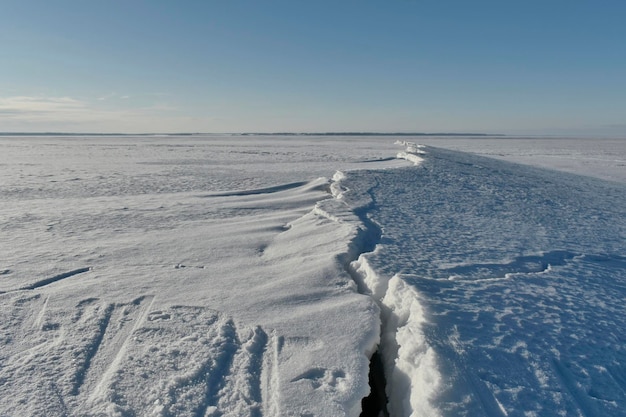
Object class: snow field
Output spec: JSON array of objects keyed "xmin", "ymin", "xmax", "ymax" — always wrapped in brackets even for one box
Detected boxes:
[
  {"xmin": 414, "ymin": 136, "xmax": 626, "ymax": 184},
  {"xmin": 0, "ymin": 178, "xmax": 380, "ymax": 416},
  {"xmin": 336, "ymin": 142, "xmax": 626, "ymax": 416},
  {"xmin": 1, "ymin": 135, "xmax": 625, "ymax": 416},
  {"xmin": 1, "ymin": 136, "xmax": 413, "ymax": 417}
]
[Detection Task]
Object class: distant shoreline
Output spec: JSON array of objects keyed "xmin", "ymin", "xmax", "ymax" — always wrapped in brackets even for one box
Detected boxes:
[{"xmin": 0, "ymin": 132, "xmax": 500, "ymax": 137}]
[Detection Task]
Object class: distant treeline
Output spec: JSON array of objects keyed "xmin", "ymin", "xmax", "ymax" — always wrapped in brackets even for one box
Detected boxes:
[
  {"xmin": 0, "ymin": 132, "xmax": 195, "ymax": 136},
  {"xmin": 1, "ymin": 132, "xmax": 499, "ymax": 137},
  {"xmin": 242, "ymin": 132, "xmax": 499, "ymax": 136}
]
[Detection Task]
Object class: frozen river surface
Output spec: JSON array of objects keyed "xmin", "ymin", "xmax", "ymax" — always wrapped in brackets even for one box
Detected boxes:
[{"xmin": 0, "ymin": 135, "xmax": 625, "ymax": 417}]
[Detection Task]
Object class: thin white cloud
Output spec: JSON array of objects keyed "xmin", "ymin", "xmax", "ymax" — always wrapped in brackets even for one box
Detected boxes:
[
  {"xmin": 0, "ymin": 96, "xmax": 87, "ymax": 115},
  {"xmin": 0, "ymin": 95, "xmax": 203, "ymax": 133},
  {"xmin": 97, "ymin": 93, "xmax": 115, "ymax": 101},
  {"xmin": 97, "ymin": 92, "xmax": 131, "ymax": 101}
]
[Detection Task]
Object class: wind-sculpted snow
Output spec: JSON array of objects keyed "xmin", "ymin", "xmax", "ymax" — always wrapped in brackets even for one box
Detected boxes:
[
  {"xmin": 341, "ymin": 146, "xmax": 626, "ymax": 416},
  {"xmin": 1, "ymin": 136, "xmax": 410, "ymax": 417},
  {"xmin": 0, "ymin": 174, "xmax": 379, "ymax": 416}
]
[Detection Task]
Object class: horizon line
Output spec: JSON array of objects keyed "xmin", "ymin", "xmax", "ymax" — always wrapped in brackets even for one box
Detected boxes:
[{"xmin": 0, "ymin": 131, "xmax": 502, "ymax": 137}]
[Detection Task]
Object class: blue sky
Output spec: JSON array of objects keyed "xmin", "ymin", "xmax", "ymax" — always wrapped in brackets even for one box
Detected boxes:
[{"xmin": 1, "ymin": 0, "xmax": 625, "ymax": 134}]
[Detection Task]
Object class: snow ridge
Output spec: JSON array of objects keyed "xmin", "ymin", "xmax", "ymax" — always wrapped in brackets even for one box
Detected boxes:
[
  {"xmin": 261, "ymin": 331, "xmax": 281, "ymax": 417},
  {"xmin": 350, "ymin": 255, "xmax": 443, "ymax": 417},
  {"xmin": 394, "ymin": 141, "xmax": 425, "ymax": 166}
]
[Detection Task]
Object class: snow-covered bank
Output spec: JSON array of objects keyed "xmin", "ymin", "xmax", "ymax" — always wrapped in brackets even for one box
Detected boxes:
[{"xmin": 337, "ymin": 144, "xmax": 626, "ymax": 416}]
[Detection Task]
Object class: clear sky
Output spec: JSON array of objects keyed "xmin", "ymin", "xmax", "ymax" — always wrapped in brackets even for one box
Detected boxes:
[{"xmin": 1, "ymin": 0, "xmax": 625, "ymax": 135}]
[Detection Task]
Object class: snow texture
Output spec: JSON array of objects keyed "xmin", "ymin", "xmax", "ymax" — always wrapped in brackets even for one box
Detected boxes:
[
  {"xmin": 1, "ymin": 135, "xmax": 625, "ymax": 417},
  {"xmin": 345, "ymin": 143, "xmax": 626, "ymax": 417}
]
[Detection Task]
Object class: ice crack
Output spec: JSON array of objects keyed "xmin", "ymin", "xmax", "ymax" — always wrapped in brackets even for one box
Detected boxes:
[
  {"xmin": 328, "ymin": 142, "xmax": 442, "ymax": 417},
  {"xmin": 324, "ymin": 170, "xmax": 390, "ymax": 417}
]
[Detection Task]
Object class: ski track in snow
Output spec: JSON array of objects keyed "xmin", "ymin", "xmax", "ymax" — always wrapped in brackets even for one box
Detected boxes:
[{"xmin": 0, "ymin": 292, "xmax": 274, "ymax": 417}]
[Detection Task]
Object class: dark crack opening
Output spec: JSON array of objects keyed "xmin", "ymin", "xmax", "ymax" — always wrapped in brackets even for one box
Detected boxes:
[
  {"xmin": 330, "ymin": 174, "xmax": 389, "ymax": 416},
  {"xmin": 360, "ymin": 350, "xmax": 389, "ymax": 417}
]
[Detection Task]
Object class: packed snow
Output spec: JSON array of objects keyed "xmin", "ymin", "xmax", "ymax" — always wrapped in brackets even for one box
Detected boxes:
[{"xmin": 1, "ymin": 135, "xmax": 625, "ymax": 417}]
